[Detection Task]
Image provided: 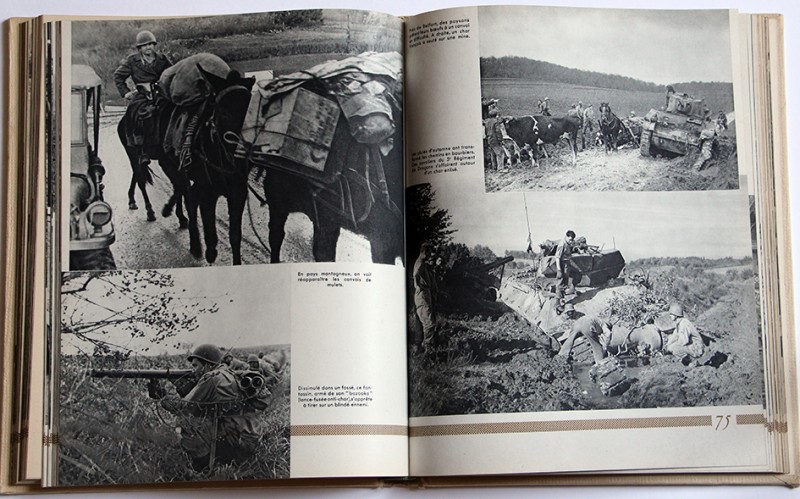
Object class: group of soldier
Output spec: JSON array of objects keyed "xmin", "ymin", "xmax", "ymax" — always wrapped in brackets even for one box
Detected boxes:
[
  {"xmin": 552, "ymin": 229, "xmax": 705, "ymax": 365},
  {"xmin": 412, "ymin": 230, "xmax": 707, "ymax": 369}
]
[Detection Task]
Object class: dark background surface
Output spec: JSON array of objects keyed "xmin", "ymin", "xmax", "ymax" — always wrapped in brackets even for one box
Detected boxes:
[{"xmin": 1, "ymin": 0, "xmax": 799, "ymax": 497}]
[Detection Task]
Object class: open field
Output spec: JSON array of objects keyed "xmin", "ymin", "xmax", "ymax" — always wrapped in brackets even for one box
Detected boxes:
[{"xmin": 482, "ymin": 78, "xmax": 734, "ymax": 117}]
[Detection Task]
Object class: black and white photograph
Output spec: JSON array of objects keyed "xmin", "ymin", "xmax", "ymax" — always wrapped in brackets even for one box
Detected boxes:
[
  {"xmin": 407, "ymin": 182, "xmax": 763, "ymax": 417},
  {"xmin": 58, "ymin": 265, "xmax": 291, "ymax": 485},
  {"xmin": 68, "ymin": 10, "xmax": 403, "ymax": 271},
  {"xmin": 478, "ymin": 7, "xmax": 739, "ymax": 192}
]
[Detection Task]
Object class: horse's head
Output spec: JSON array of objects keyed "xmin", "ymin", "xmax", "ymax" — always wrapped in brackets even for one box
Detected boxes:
[
  {"xmin": 599, "ymin": 102, "xmax": 610, "ymax": 116},
  {"xmin": 196, "ymin": 64, "xmax": 256, "ymax": 138}
]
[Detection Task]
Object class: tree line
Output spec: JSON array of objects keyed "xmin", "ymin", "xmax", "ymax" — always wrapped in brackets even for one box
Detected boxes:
[{"xmin": 480, "ymin": 56, "xmax": 733, "ymax": 98}]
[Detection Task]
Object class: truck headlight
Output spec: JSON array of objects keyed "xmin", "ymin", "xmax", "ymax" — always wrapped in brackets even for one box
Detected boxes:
[{"xmin": 85, "ymin": 201, "xmax": 112, "ymax": 230}]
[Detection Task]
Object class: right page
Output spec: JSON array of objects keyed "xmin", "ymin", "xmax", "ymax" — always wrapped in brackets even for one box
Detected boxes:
[{"xmin": 405, "ymin": 5, "xmax": 783, "ymax": 477}]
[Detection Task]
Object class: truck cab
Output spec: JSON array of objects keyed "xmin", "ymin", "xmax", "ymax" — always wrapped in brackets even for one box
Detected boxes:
[{"xmin": 70, "ymin": 64, "xmax": 116, "ymax": 270}]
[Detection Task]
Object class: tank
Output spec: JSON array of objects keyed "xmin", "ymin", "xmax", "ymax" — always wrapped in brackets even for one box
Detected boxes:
[{"xmin": 639, "ymin": 91, "xmax": 717, "ymax": 168}]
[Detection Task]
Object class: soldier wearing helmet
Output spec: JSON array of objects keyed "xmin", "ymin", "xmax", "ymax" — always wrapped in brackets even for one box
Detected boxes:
[
  {"xmin": 665, "ymin": 303, "xmax": 705, "ymax": 359},
  {"xmin": 114, "ymin": 30, "xmax": 173, "ymax": 164},
  {"xmin": 149, "ymin": 343, "xmax": 263, "ymax": 471}
]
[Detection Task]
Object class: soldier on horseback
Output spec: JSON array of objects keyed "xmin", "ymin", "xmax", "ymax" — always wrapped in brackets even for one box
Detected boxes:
[{"xmin": 114, "ymin": 30, "xmax": 173, "ymax": 167}]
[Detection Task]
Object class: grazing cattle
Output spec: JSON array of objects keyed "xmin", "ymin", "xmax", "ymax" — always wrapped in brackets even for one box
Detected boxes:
[{"xmin": 502, "ymin": 116, "xmax": 541, "ymax": 167}]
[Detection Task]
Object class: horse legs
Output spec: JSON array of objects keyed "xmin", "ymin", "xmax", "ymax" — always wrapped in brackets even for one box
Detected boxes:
[
  {"xmin": 312, "ymin": 221, "xmax": 340, "ymax": 262},
  {"xmin": 226, "ymin": 185, "xmax": 247, "ymax": 266},
  {"xmin": 135, "ymin": 174, "xmax": 157, "ymax": 222},
  {"xmin": 128, "ymin": 175, "xmax": 139, "ymax": 210},
  {"xmin": 186, "ymin": 189, "xmax": 203, "ymax": 259},
  {"xmin": 267, "ymin": 207, "xmax": 289, "ymax": 264},
  {"xmin": 162, "ymin": 191, "xmax": 189, "ymax": 229},
  {"xmin": 199, "ymin": 194, "xmax": 220, "ymax": 264}
]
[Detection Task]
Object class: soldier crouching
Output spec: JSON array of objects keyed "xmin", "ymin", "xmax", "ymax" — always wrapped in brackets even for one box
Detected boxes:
[{"xmin": 148, "ymin": 343, "xmax": 263, "ymax": 471}]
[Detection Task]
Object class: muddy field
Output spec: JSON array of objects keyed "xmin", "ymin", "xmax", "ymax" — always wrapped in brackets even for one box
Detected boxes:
[
  {"xmin": 408, "ymin": 261, "xmax": 763, "ymax": 418},
  {"xmin": 484, "ymin": 134, "xmax": 739, "ymax": 192}
]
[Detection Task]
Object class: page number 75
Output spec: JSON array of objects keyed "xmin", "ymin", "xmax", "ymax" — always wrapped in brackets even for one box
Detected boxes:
[{"xmin": 714, "ymin": 415, "xmax": 732, "ymax": 431}]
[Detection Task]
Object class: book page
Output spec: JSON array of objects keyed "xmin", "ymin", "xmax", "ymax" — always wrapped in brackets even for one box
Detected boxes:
[
  {"xmin": 405, "ymin": 5, "xmax": 775, "ymax": 476},
  {"xmin": 50, "ymin": 9, "xmax": 408, "ymax": 486}
]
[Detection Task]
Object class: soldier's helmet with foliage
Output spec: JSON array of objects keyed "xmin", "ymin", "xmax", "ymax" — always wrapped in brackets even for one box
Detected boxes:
[
  {"xmin": 135, "ymin": 30, "xmax": 157, "ymax": 47},
  {"xmin": 188, "ymin": 344, "xmax": 223, "ymax": 365}
]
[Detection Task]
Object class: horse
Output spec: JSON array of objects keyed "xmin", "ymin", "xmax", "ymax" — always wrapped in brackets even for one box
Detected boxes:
[
  {"xmin": 255, "ymin": 118, "xmax": 404, "ymax": 264},
  {"xmin": 178, "ymin": 66, "xmax": 256, "ymax": 265},
  {"xmin": 117, "ymin": 85, "xmax": 188, "ymax": 228},
  {"xmin": 598, "ymin": 102, "xmax": 634, "ymax": 153}
]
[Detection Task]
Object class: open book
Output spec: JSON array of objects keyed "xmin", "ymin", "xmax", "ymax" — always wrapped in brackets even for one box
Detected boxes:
[{"xmin": 1, "ymin": 3, "xmax": 798, "ymax": 494}]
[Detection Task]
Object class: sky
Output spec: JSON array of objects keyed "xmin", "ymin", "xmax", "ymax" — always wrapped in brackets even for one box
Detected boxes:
[
  {"xmin": 433, "ymin": 180, "xmax": 753, "ymax": 261},
  {"xmin": 61, "ymin": 265, "xmax": 291, "ymax": 358},
  {"xmin": 478, "ymin": 6, "xmax": 734, "ymax": 85}
]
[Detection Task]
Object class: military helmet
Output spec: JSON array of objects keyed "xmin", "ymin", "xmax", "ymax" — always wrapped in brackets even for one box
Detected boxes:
[
  {"xmin": 669, "ymin": 303, "xmax": 684, "ymax": 317},
  {"xmin": 188, "ymin": 344, "xmax": 223, "ymax": 365},
  {"xmin": 135, "ymin": 30, "xmax": 157, "ymax": 47},
  {"xmin": 563, "ymin": 303, "xmax": 575, "ymax": 314},
  {"xmin": 247, "ymin": 354, "xmax": 259, "ymax": 363}
]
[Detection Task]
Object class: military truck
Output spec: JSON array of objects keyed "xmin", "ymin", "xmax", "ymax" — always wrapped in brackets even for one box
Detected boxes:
[
  {"xmin": 639, "ymin": 91, "xmax": 718, "ymax": 169},
  {"xmin": 69, "ymin": 65, "xmax": 116, "ymax": 270}
]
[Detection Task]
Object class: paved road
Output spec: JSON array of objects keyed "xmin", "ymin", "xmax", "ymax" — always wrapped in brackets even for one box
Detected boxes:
[{"xmin": 97, "ymin": 110, "xmax": 373, "ymax": 270}]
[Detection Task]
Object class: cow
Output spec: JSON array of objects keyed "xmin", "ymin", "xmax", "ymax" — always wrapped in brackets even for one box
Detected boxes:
[
  {"xmin": 502, "ymin": 115, "xmax": 541, "ymax": 167},
  {"xmin": 532, "ymin": 114, "xmax": 581, "ymax": 165}
]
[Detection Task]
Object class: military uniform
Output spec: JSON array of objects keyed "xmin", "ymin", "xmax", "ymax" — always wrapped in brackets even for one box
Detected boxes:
[
  {"xmin": 413, "ymin": 252, "xmax": 436, "ymax": 350},
  {"xmin": 114, "ymin": 52, "xmax": 173, "ymax": 147},
  {"xmin": 666, "ymin": 317, "xmax": 705, "ymax": 358},
  {"xmin": 484, "ymin": 116, "xmax": 506, "ymax": 170},
  {"xmin": 558, "ymin": 316, "xmax": 608, "ymax": 364},
  {"xmin": 161, "ymin": 365, "xmax": 262, "ymax": 470},
  {"xmin": 555, "ymin": 236, "xmax": 580, "ymax": 299}
]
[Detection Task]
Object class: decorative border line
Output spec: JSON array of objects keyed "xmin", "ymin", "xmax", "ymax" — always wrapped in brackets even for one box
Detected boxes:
[
  {"xmin": 291, "ymin": 424, "xmax": 407, "ymax": 437},
  {"xmin": 736, "ymin": 414, "xmax": 788, "ymax": 433},
  {"xmin": 737, "ymin": 414, "xmax": 767, "ymax": 425},
  {"xmin": 408, "ymin": 414, "xmax": 769, "ymax": 437},
  {"xmin": 289, "ymin": 414, "xmax": 779, "ymax": 437}
]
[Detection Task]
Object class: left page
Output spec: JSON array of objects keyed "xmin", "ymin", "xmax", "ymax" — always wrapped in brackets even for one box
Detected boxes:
[{"xmin": 50, "ymin": 9, "xmax": 407, "ymax": 486}]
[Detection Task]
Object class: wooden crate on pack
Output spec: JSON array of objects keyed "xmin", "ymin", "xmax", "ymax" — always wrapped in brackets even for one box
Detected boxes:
[{"xmin": 242, "ymin": 87, "xmax": 340, "ymax": 175}]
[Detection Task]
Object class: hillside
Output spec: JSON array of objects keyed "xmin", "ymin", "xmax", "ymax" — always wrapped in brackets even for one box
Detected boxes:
[{"xmin": 480, "ymin": 56, "xmax": 733, "ymax": 97}]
